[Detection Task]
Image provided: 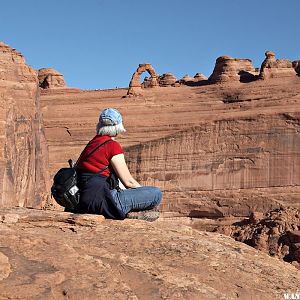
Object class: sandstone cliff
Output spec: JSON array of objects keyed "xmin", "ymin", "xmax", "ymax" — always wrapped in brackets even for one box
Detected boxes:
[
  {"xmin": 0, "ymin": 42, "xmax": 49, "ymax": 207},
  {"xmin": 125, "ymin": 113, "xmax": 300, "ymax": 217}
]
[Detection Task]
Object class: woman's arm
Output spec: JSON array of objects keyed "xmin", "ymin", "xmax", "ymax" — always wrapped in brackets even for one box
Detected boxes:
[{"xmin": 110, "ymin": 154, "xmax": 141, "ymax": 188}]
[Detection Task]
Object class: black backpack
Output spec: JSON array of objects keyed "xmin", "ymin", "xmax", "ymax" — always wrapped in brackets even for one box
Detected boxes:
[
  {"xmin": 51, "ymin": 161, "xmax": 80, "ymax": 209},
  {"xmin": 51, "ymin": 139, "xmax": 112, "ymax": 210}
]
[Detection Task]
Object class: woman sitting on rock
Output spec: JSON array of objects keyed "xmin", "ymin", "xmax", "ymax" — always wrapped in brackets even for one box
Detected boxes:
[{"xmin": 74, "ymin": 108, "xmax": 162, "ymax": 221}]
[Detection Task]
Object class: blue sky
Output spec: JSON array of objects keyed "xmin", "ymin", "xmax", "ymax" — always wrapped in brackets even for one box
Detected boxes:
[{"xmin": 0, "ymin": 0, "xmax": 299, "ymax": 89}]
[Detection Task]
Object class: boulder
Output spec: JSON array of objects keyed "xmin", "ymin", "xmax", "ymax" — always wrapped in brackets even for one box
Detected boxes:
[
  {"xmin": 259, "ymin": 51, "xmax": 297, "ymax": 79},
  {"xmin": 158, "ymin": 72, "xmax": 177, "ymax": 87},
  {"xmin": 38, "ymin": 68, "xmax": 65, "ymax": 89},
  {"xmin": 209, "ymin": 56, "xmax": 257, "ymax": 83}
]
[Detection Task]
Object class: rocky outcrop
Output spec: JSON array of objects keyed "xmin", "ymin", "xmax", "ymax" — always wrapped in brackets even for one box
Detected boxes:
[
  {"xmin": 0, "ymin": 207, "xmax": 299, "ymax": 299},
  {"xmin": 0, "ymin": 42, "xmax": 49, "ymax": 208},
  {"xmin": 194, "ymin": 73, "xmax": 208, "ymax": 82},
  {"xmin": 38, "ymin": 68, "xmax": 65, "ymax": 89},
  {"xmin": 259, "ymin": 51, "xmax": 297, "ymax": 79},
  {"xmin": 158, "ymin": 72, "xmax": 177, "ymax": 87},
  {"xmin": 216, "ymin": 207, "xmax": 300, "ymax": 269},
  {"xmin": 293, "ymin": 60, "xmax": 300, "ymax": 75},
  {"xmin": 0, "ymin": 42, "xmax": 37, "ymax": 82},
  {"xmin": 179, "ymin": 75, "xmax": 191, "ymax": 84},
  {"xmin": 127, "ymin": 63, "xmax": 158, "ymax": 95},
  {"xmin": 179, "ymin": 74, "xmax": 195, "ymax": 84},
  {"xmin": 209, "ymin": 56, "xmax": 257, "ymax": 83},
  {"xmin": 179, "ymin": 73, "xmax": 208, "ymax": 86}
]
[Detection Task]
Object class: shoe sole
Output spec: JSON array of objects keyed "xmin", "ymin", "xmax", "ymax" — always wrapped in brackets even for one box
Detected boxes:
[{"xmin": 126, "ymin": 211, "xmax": 160, "ymax": 222}]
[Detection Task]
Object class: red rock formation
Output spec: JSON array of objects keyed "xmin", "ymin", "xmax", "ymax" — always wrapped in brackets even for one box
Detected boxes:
[
  {"xmin": 158, "ymin": 72, "xmax": 177, "ymax": 87},
  {"xmin": 38, "ymin": 68, "xmax": 65, "ymax": 89},
  {"xmin": 209, "ymin": 56, "xmax": 257, "ymax": 83},
  {"xmin": 0, "ymin": 42, "xmax": 49, "ymax": 208},
  {"xmin": 194, "ymin": 73, "xmax": 207, "ymax": 82},
  {"xmin": 179, "ymin": 73, "xmax": 208, "ymax": 86},
  {"xmin": 127, "ymin": 63, "xmax": 158, "ymax": 95},
  {"xmin": 259, "ymin": 51, "xmax": 297, "ymax": 79},
  {"xmin": 216, "ymin": 207, "xmax": 300, "ymax": 267},
  {"xmin": 179, "ymin": 74, "xmax": 195, "ymax": 84}
]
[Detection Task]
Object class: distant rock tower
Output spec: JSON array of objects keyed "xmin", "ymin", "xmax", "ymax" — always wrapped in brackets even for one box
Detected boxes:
[
  {"xmin": 38, "ymin": 68, "xmax": 66, "ymax": 89},
  {"xmin": 259, "ymin": 51, "xmax": 297, "ymax": 80},
  {"xmin": 127, "ymin": 64, "xmax": 158, "ymax": 96}
]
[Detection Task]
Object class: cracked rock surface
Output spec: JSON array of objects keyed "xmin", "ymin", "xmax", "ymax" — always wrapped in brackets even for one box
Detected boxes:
[{"xmin": 0, "ymin": 208, "xmax": 299, "ymax": 299}]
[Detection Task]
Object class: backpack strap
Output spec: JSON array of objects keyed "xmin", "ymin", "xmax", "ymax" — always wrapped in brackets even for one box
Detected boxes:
[{"xmin": 74, "ymin": 138, "xmax": 113, "ymax": 168}]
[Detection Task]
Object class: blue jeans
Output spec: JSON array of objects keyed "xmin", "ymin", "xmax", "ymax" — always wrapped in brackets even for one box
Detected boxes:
[{"xmin": 110, "ymin": 186, "xmax": 162, "ymax": 215}]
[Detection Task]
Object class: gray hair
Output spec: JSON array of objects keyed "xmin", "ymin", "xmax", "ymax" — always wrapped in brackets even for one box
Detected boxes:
[{"xmin": 96, "ymin": 122, "xmax": 126, "ymax": 136}]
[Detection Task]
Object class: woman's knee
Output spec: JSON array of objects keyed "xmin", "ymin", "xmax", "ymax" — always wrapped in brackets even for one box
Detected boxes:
[{"xmin": 150, "ymin": 186, "xmax": 162, "ymax": 205}]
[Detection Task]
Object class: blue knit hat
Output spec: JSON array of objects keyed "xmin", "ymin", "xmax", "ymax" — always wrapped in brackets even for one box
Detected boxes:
[{"xmin": 99, "ymin": 108, "xmax": 123, "ymax": 126}]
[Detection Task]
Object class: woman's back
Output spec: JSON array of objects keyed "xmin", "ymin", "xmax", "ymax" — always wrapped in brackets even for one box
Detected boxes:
[{"xmin": 76, "ymin": 135, "xmax": 123, "ymax": 177}]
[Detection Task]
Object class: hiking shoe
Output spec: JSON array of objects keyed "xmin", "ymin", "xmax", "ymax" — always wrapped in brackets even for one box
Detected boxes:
[{"xmin": 126, "ymin": 210, "xmax": 160, "ymax": 222}]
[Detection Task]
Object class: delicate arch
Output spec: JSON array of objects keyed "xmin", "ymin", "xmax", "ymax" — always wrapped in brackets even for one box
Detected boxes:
[{"xmin": 127, "ymin": 64, "xmax": 158, "ymax": 95}]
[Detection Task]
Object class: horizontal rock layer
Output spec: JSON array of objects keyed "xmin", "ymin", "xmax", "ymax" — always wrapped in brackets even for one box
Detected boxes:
[
  {"xmin": 126, "ymin": 114, "xmax": 300, "ymax": 216},
  {"xmin": 128, "ymin": 114, "xmax": 300, "ymax": 189}
]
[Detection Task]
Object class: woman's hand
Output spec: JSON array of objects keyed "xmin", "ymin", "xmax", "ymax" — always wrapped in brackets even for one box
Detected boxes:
[{"xmin": 110, "ymin": 154, "xmax": 141, "ymax": 189}]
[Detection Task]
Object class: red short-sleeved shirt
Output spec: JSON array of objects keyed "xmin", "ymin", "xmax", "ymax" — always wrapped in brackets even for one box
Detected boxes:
[{"xmin": 76, "ymin": 135, "xmax": 123, "ymax": 177}]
